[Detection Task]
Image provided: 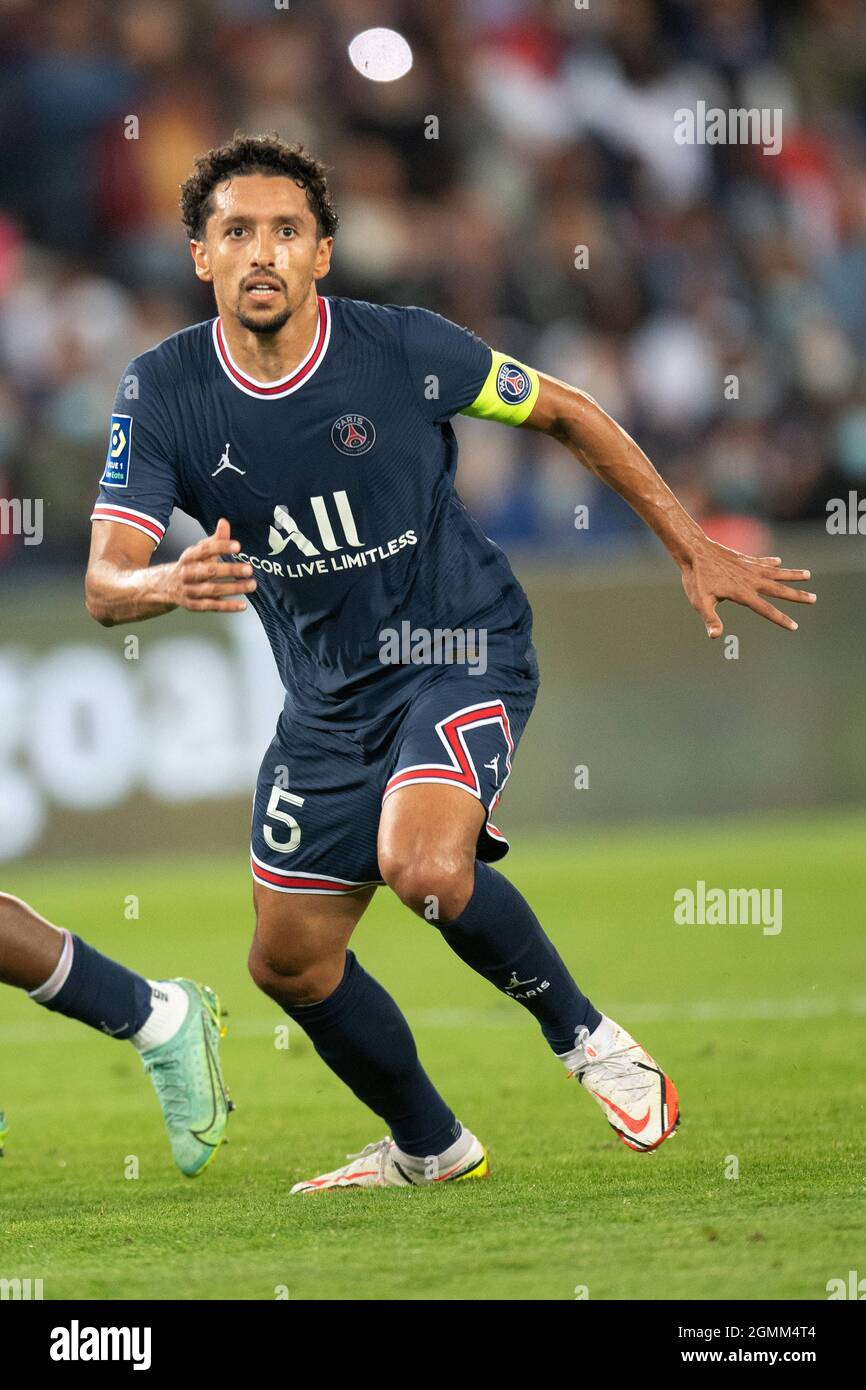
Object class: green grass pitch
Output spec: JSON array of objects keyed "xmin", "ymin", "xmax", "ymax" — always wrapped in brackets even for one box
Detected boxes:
[{"xmin": 1, "ymin": 810, "xmax": 863, "ymax": 1301}]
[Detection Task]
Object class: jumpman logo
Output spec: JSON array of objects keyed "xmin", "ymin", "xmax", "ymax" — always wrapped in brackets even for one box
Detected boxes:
[
  {"xmin": 211, "ymin": 443, "xmax": 246, "ymax": 477},
  {"xmin": 505, "ymin": 971, "xmax": 537, "ymax": 991},
  {"xmin": 484, "ymin": 753, "xmax": 501, "ymax": 784}
]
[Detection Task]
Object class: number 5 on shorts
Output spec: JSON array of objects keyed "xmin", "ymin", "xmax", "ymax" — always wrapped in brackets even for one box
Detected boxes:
[{"xmin": 263, "ymin": 786, "xmax": 305, "ymax": 853}]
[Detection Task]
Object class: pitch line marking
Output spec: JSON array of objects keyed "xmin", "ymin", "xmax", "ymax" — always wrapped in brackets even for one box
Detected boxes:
[{"xmin": 2, "ymin": 995, "xmax": 865, "ymax": 1044}]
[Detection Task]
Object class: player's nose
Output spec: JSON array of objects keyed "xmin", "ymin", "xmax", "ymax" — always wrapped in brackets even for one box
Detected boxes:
[{"xmin": 249, "ymin": 234, "xmax": 277, "ymax": 268}]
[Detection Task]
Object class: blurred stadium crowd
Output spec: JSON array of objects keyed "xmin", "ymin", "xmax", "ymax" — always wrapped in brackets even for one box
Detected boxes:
[{"xmin": 1, "ymin": 0, "xmax": 865, "ymax": 570}]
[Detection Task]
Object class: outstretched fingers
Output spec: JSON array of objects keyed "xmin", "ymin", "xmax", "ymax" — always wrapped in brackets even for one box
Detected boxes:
[
  {"xmin": 757, "ymin": 580, "xmax": 817, "ymax": 605},
  {"xmin": 738, "ymin": 592, "xmax": 799, "ymax": 631}
]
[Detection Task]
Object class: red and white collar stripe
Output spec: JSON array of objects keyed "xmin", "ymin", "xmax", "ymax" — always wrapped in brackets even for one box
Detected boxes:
[
  {"xmin": 90, "ymin": 502, "xmax": 166, "ymax": 545},
  {"xmin": 212, "ymin": 295, "xmax": 331, "ymax": 399}
]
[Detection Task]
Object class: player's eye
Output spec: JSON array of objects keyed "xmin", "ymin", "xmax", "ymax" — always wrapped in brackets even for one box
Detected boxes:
[
  {"xmin": 279, "ymin": 226, "xmax": 297, "ymax": 237},
  {"xmin": 226, "ymin": 226, "xmax": 246, "ymax": 237}
]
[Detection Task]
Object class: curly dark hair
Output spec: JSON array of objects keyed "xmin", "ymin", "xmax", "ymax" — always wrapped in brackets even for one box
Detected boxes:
[{"xmin": 179, "ymin": 133, "xmax": 339, "ymax": 242}]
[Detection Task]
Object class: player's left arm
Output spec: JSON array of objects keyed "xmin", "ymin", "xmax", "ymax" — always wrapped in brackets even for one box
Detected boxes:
[{"xmin": 465, "ymin": 361, "xmax": 816, "ymax": 638}]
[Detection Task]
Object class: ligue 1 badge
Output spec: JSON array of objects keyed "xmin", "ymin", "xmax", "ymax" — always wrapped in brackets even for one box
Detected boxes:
[{"xmin": 101, "ymin": 413, "xmax": 133, "ymax": 487}]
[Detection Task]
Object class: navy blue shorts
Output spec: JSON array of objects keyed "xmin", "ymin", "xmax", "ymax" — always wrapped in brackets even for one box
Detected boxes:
[{"xmin": 250, "ymin": 662, "xmax": 539, "ymax": 895}]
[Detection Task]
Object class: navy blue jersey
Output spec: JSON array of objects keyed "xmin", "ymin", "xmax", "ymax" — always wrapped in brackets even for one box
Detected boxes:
[{"xmin": 92, "ymin": 296, "xmax": 541, "ymax": 728}]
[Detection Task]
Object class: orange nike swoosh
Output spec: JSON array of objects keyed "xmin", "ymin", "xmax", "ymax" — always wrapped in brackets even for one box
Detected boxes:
[
  {"xmin": 304, "ymin": 1168, "xmax": 379, "ymax": 1187},
  {"xmin": 589, "ymin": 1089, "xmax": 652, "ymax": 1134}
]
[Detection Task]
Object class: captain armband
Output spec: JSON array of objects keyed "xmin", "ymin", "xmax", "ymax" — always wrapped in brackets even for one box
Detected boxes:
[{"xmin": 460, "ymin": 351, "xmax": 540, "ymax": 426}]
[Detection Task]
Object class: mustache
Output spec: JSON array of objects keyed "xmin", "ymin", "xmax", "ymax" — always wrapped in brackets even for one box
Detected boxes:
[{"xmin": 240, "ymin": 274, "xmax": 287, "ymax": 291}]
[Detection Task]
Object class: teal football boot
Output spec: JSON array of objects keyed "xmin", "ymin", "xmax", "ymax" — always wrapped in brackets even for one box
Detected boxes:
[
  {"xmin": 140, "ymin": 980, "xmax": 233, "ymax": 1177},
  {"xmin": 0, "ymin": 1110, "xmax": 7, "ymax": 1156}
]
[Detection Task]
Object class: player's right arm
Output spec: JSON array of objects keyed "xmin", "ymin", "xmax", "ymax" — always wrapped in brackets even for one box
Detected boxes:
[
  {"xmin": 85, "ymin": 517, "xmax": 256, "ymax": 626},
  {"xmin": 86, "ymin": 351, "xmax": 256, "ymax": 626}
]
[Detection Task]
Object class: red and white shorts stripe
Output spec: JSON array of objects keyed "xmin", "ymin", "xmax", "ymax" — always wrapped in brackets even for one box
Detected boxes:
[
  {"xmin": 382, "ymin": 698, "xmax": 514, "ymax": 844},
  {"xmin": 251, "ymin": 695, "xmax": 523, "ymax": 895},
  {"xmin": 250, "ymin": 851, "xmax": 380, "ymax": 896}
]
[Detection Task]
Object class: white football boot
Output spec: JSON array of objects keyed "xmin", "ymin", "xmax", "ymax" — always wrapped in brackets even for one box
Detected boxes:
[
  {"xmin": 290, "ymin": 1130, "xmax": 489, "ymax": 1193},
  {"xmin": 563, "ymin": 1014, "xmax": 680, "ymax": 1152}
]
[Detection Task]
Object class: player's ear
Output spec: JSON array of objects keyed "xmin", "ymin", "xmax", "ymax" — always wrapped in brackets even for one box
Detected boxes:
[
  {"xmin": 189, "ymin": 239, "xmax": 213, "ymax": 284},
  {"xmin": 313, "ymin": 236, "xmax": 333, "ymax": 282}
]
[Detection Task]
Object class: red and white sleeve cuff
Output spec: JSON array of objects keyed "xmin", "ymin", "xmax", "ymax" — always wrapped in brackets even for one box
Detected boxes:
[{"xmin": 90, "ymin": 503, "xmax": 166, "ymax": 545}]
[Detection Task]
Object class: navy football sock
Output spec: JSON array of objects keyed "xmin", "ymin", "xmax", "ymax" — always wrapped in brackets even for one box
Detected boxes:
[
  {"xmin": 283, "ymin": 950, "xmax": 460, "ymax": 1157},
  {"xmin": 33, "ymin": 933, "xmax": 153, "ymax": 1040},
  {"xmin": 437, "ymin": 861, "xmax": 602, "ymax": 1053}
]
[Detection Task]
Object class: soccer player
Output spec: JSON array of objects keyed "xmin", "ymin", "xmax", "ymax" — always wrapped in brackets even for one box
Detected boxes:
[
  {"xmin": 85, "ymin": 136, "xmax": 815, "ymax": 1190},
  {"xmin": 0, "ymin": 893, "xmax": 231, "ymax": 1175}
]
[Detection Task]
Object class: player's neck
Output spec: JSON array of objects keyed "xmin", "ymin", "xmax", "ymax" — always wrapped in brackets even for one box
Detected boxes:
[{"xmin": 218, "ymin": 291, "xmax": 321, "ymax": 384}]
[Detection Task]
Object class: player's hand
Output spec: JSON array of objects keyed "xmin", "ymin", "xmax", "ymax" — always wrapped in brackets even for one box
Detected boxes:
[
  {"xmin": 166, "ymin": 518, "xmax": 257, "ymax": 613},
  {"xmin": 679, "ymin": 538, "xmax": 816, "ymax": 638}
]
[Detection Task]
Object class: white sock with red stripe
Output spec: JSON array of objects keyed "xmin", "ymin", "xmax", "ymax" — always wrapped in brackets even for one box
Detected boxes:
[{"xmin": 393, "ymin": 1123, "xmax": 473, "ymax": 1179}]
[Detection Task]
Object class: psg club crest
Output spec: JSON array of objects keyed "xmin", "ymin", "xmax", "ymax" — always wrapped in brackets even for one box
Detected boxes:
[
  {"xmin": 331, "ymin": 413, "xmax": 376, "ymax": 456},
  {"xmin": 496, "ymin": 362, "xmax": 531, "ymax": 405}
]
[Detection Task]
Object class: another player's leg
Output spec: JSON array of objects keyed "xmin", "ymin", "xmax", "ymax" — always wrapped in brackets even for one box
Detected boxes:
[
  {"xmin": 378, "ymin": 784, "xmax": 680, "ymax": 1153},
  {"xmin": 248, "ymin": 881, "xmax": 488, "ymax": 1190},
  {"xmin": 0, "ymin": 893, "xmax": 231, "ymax": 1175}
]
